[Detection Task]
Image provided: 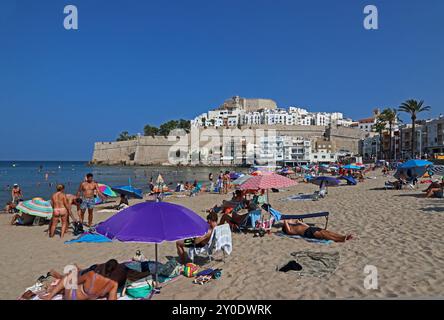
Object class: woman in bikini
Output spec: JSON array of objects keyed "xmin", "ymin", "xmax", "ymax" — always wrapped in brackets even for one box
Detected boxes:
[
  {"xmin": 40, "ymin": 260, "xmax": 121, "ymax": 300},
  {"xmin": 282, "ymin": 219, "xmax": 354, "ymax": 242},
  {"xmin": 11, "ymin": 184, "xmax": 23, "ymax": 205},
  {"xmin": 49, "ymin": 184, "xmax": 72, "ymax": 238}
]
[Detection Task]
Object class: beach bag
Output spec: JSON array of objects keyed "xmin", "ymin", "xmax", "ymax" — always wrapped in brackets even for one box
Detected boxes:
[
  {"xmin": 183, "ymin": 263, "xmax": 199, "ymax": 277},
  {"xmin": 125, "ymin": 277, "xmax": 153, "ymax": 299}
]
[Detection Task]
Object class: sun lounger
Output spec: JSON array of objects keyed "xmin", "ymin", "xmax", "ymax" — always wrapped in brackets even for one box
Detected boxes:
[
  {"xmin": 188, "ymin": 224, "xmax": 232, "ymax": 263},
  {"xmin": 262, "ymin": 204, "xmax": 329, "ymax": 229}
]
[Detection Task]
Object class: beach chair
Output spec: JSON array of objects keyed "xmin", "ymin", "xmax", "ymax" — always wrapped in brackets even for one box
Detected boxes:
[
  {"xmin": 188, "ymin": 224, "xmax": 232, "ymax": 263},
  {"xmin": 237, "ymin": 209, "xmax": 274, "ymax": 236},
  {"xmin": 262, "ymin": 204, "xmax": 330, "ymax": 229},
  {"xmin": 384, "ymin": 181, "xmax": 396, "ymax": 190}
]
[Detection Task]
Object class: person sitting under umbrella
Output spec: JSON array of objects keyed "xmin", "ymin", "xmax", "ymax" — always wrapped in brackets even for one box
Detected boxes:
[
  {"xmin": 10, "ymin": 211, "xmax": 35, "ymax": 226},
  {"xmin": 282, "ymin": 219, "xmax": 354, "ymax": 242},
  {"xmin": 176, "ymin": 212, "xmax": 218, "ymax": 264}
]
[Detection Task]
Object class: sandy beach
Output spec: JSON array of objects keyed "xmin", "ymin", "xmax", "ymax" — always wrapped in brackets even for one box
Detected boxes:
[{"xmin": 1, "ymin": 169, "xmax": 443, "ymax": 300}]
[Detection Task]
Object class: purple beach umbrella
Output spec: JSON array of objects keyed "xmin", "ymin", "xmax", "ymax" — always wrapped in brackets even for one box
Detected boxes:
[
  {"xmin": 96, "ymin": 202, "xmax": 208, "ymax": 243},
  {"xmin": 96, "ymin": 202, "xmax": 209, "ymax": 287}
]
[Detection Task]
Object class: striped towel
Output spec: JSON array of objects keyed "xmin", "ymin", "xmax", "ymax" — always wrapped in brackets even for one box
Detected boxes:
[{"xmin": 430, "ymin": 165, "xmax": 444, "ymax": 176}]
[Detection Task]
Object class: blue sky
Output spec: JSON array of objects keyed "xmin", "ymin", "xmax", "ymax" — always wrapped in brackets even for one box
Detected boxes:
[{"xmin": 0, "ymin": 0, "xmax": 443, "ymax": 160}]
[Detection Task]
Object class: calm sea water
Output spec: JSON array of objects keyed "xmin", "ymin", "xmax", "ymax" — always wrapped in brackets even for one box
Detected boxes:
[{"xmin": 0, "ymin": 161, "xmax": 244, "ymax": 205}]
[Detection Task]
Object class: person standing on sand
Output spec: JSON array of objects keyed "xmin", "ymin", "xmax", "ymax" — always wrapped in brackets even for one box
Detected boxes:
[
  {"xmin": 49, "ymin": 184, "xmax": 72, "ymax": 238},
  {"xmin": 11, "ymin": 184, "xmax": 23, "ymax": 205},
  {"xmin": 208, "ymin": 172, "xmax": 214, "ymax": 192},
  {"xmin": 76, "ymin": 173, "xmax": 106, "ymax": 227}
]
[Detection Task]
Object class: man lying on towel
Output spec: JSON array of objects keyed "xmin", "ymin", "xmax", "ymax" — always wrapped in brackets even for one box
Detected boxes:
[{"xmin": 282, "ymin": 219, "xmax": 354, "ymax": 243}]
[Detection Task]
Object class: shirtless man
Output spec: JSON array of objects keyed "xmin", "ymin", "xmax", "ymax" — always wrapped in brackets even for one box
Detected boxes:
[
  {"xmin": 282, "ymin": 219, "xmax": 354, "ymax": 243},
  {"xmin": 176, "ymin": 212, "xmax": 218, "ymax": 264},
  {"xmin": 66, "ymin": 194, "xmax": 82, "ymax": 223},
  {"xmin": 49, "ymin": 184, "xmax": 73, "ymax": 238},
  {"xmin": 76, "ymin": 173, "xmax": 105, "ymax": 226}
]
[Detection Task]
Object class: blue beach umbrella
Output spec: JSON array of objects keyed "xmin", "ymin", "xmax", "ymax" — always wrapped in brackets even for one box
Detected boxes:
[
  {"xmin": 311, "ymin": 176, "xmax": 341, "ymax": 186},
  {"xmin": 342, "ymin": 164, "xmax": 362, "ymax": 170},
  {"xmin": 399, "ymin": 160, "xmax": 433, "ymax": 169},
  {"xmin": 111, "ymin": 185, "xmax": 143, "ymax": 199}
]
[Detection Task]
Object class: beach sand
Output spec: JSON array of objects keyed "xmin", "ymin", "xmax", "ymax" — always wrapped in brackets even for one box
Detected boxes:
[{"xmin": 1, "ymin": 170, "xmax": 443, "ymax": 299}]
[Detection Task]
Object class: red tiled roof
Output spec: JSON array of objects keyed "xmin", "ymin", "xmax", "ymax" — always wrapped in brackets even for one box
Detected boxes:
[{"xmin": 358, "ymin": 117, "xmax": 375, "ymax": 124}]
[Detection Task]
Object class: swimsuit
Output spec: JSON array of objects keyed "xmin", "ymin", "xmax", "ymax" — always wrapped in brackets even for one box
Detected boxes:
[
  {"xmin": 80, "ymin": 197, "xmax": 95, "ymax": 210},
  {"xmin": 53, "ymin": 208, "xmax": 68, "ymax": 217},
  {"xmin": 303, "ymin": 226, "xmax": 322, "ymax": 239}
]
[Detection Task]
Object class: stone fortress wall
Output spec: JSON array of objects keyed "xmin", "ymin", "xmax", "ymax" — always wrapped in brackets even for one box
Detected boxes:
[{"xmin": 91, "ymin": 125, "xmax": 366, "ymax": 166}]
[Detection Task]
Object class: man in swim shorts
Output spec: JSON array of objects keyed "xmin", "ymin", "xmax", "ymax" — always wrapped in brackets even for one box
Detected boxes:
[
  {"xmin": 282, "ymin": 219, "xmax": 354, "ymax": 242},
  {"xmin": 76, "ymin": 173, "xmax": 106, "ymax": 227}
]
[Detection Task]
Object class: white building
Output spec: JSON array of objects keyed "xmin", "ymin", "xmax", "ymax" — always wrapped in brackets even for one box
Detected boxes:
[{"xmin": 191, "ymin": 98, "xmax": 355, "ymax": 129}]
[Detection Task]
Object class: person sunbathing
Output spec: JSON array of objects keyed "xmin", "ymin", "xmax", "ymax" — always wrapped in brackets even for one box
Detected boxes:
[
  {"xmin": 426, "ymin": 184, "xmax": 443, "ymax": 198},
  {"xmin": 39, "ymin": 260, "xmax": 124, "ymax": 300},
  {"xmin": 282, "ymin": 219, "xmax": 353, "ymax": 242},
  {"xmin": 10, "ymin": 212, "xmax": 35, "ymax": 226},
  {"xmin": 176, "ymin": 212, "xmax": 218, "ymax": 264}
]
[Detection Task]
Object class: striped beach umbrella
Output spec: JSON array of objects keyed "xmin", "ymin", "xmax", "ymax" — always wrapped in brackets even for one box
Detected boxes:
[
  {"xmin": 98, "ymin": 183, "xmax": 118, "ymax": 198},
  {"xmin": 17, "ymin": 199, "xmax": 53, "ymax": 219},
  {"xmin": 239, "ymin": 173, "xmax": 297, "ymax": 190}
]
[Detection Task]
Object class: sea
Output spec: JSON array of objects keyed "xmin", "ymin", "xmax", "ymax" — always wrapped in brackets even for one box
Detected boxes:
[{"xmin": 0, "ymin": 161, "xmax": 244, "ymax": 205}]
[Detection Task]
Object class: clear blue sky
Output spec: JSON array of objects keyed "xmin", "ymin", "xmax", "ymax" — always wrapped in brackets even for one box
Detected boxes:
[{"xmin": 0, "ymin": 0, "xmax": 443, "ymax": 160}]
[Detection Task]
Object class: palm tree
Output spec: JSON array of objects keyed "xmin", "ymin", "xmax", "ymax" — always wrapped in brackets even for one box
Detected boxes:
[
  {"xmin": 380, "ymin": 108, "xmax": 401, "ymax": 161},
  {"xmin": 373, "ymin": 120, "xmax": 387, "ymax": 160},
  {"xmin": 398, "ymin": 99, "xmax": 431, "ymax": 158}
]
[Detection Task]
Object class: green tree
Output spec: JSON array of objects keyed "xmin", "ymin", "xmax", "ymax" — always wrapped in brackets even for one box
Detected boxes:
[
  {"xmin": 159, "ymin": 120, "xmax": 179, "ymax": 137},
  {"xmin": 144, "ymin": 125, "xmax": 159, "ymax": 137},
  {"xmin": 380, "ymin": 108, "xmax": 401, "ymax": 161},
  {"xmin": 116, "ymin": 131, "xmax": 137, "ymax": 142},
  {"xmin": 398, "ymin": 99, "xmax": 431, "ymax": 158},
  {"xmin": 177, "ymin": 119, "xmax": 191, "ymax": 132}
]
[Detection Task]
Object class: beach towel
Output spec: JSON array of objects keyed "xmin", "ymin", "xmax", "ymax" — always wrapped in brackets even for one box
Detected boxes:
[
  {"xmin": 275, "ymin": 231, "xmax": 333, "ymax": 244},
  {"xmin": 280, "ymin": 194, "xmax": 314, "ymax": 202},
  {"xmin": 188, "ymin": 224, "xmax": 232, "ymax": 261},
  {"xmin": 212, "ymin": 224, "xmax": 233, "ymax": 255},
  {"xmin": 287, "ymin": 251, "xmax": 340, "ymax": 278},
  {"xmin": 64, "ymin": 232, "xmax": 112, "ymax": 244}
]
